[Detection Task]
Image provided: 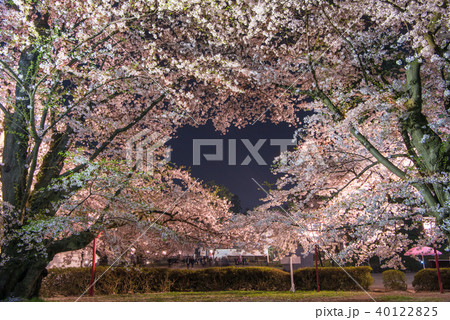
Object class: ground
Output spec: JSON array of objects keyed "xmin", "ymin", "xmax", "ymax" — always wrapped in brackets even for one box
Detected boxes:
[
  {"xmin": 42, "ymin": 271, "xmax": 449, "ymax": 302},
  {"xmin": 45, "ymin": 290, "xmax": 450, "ymax": 302}
]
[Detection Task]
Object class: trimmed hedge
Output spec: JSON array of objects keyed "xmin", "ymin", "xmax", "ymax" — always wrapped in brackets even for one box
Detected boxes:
[
  {"xmin": 168, "ymin": 267, "xmax": 290, "ymax": 292},
  {"xmin": 40, "ymin": 267, "xmax": 290, "ymax": 296},
  {"xmin": 40, "ymin": 266, "xmax": 373, "ymax": 297},
  {"xmin": 412, "ymin": 268, "xmax": 450, "ymax": 291},
  {"xmin": 382, "ymin": 270, "xmax": 407, "ymax": 291},
  {"xmin": 40, "ymin": 267, "xmax": 173, "ymax": 297},
  {"xmin": 294, "ymin": 267, "xmax": 373, "ymax": 291}
]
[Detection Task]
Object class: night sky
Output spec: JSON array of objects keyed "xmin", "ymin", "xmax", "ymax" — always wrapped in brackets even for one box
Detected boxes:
[{"xmin": 169, "ymin": 120, "xmax": 298, "ymax": 211}]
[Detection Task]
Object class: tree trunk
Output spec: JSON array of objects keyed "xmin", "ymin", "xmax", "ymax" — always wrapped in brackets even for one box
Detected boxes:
[
  {"xmin": 0, "ymin": 230, "xmax": 96, "ymax": 300},
  {"xmin": 0, "ymin": 250, "xmax": 51, "ymax": 300}
]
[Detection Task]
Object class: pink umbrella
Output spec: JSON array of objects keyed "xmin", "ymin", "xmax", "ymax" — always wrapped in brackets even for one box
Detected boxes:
[
  {"xmin": 405, "ymin": 246, "xmax": 442, "ymax": 256},
  {"xmin": 405, "ymin": 246, "xmax": 442, "ymax": 269}
]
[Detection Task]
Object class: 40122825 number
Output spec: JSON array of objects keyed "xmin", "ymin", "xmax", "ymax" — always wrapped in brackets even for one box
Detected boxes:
[{"xmin": 375, "ymin": 307, "xmax": 438, "ymax": 317}]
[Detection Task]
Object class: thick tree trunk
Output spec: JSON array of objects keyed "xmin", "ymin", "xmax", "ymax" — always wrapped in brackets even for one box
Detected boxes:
[
  {"xmin": 0, "ymin": 231, "xmax": 95, "ymax": 300},
  {"xmin": 404, "ymin": 60, "xmax": 450, "ymax": 240},
  {"xmin": 0, "ymin": 249, "xmax": 51, "ymax": 300}
]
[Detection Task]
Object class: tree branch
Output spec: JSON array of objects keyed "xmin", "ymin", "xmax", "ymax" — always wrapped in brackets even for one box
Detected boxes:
[
  {"xmin": 47, "ymin": 230, "xmax": 96, "ymax": 256},
  {"xmin": 0, "ymin": 59, "xmax": 27, "ymax": 92},
  {"xmin": 0, "ymin": 102, "xmax": 10, "ymax": 115},
  {"xmin": 321, "ymin": 6, "xmax": 369, "ymax": 85},
  {"xmin": 42, "ymin": 75, "xmax": 136, "ymax": 135},
  {"xmin": 61, "ymin": 92, "xmax": 166, "ymax": 178},
  {"xmin": 311, "ymin": 69, "xmax": 441, "ymax": 210}
]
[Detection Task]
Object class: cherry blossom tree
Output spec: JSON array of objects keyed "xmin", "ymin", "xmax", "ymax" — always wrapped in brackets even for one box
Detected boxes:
[
  {"xmin": 241, "ymin": 0, "xmax": 449, "ymax": 268},
  {"xmin": 0, "ymin": 0, "xmax": 302, "ymax": 299},
  {"xmin": 3, "ymin": 0, "xmax": 447, "ymax": 298},
  {"xmin": 49, "ymin": 164, "xmax": 234, "ymax": 268}
]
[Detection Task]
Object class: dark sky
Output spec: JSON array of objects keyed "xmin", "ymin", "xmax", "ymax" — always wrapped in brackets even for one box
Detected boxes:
[{"xmin": 168, "ymin": 120, "xmax": 297, "ymax": 211}]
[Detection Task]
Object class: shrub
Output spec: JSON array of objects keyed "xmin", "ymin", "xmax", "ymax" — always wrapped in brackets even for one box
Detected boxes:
[
  {"xmin": 40, "ymin": 266, "xmax": 373, "ymax": 297},
  {"xmin": 40, "ymin": 266, "xmax": 290, "ymax": 297},
  {"xmin": 39, "ymin": 267, "xmax": 91, "ymax": 297},
  {"xmin": 382, "ymin": 270, "xmax": 407, "ymax": 291},
  {"xmin": 294, "ymin": 266, "xmax": 373, "ymax": 291},
  {"xmin": 412, "ymin": 268, "xmax": 450, "ymax": 291},
  {"xmin": 167, "ymin": 267, "xmax": 290, "ymax": 292},
  {"xmin": 39, "ymin": 267, "xmax": 173, "ymax": 297}
]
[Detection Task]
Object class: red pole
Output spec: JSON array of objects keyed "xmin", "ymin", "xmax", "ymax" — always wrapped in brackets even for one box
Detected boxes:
[
  {"xmin": 433, "ymin": 243, "xmax": 444, "ymax": 293},
  {"xmin": 315, "ymin": 245, "xmax": 320, "ymax": 292},
  {"xmin": 88, "ymin": 232, "xmax": 102, "ymax": 296}
]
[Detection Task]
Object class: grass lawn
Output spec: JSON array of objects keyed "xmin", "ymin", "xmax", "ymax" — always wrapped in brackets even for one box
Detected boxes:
[{"xmin": 45, "ymin": 290, "xmax": 450, "ymax": 302}]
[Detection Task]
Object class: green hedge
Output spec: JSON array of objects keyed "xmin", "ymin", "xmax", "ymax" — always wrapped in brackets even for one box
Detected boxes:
[
  {"xmin": 40, "ymin": 267, "xmax": 290, "ymax": 296},
  {"xmin": 382, "ymin": 270, "xmax": 407, "ymax": 291},
  {"xmin": 294, "ymin": 267, "xmax": 373, "ymax": 291},
  {"xmin": 40, "ymin": 267, "xmax": 173, "ymax": 297},
  {"xmin": 40, "ymin": 266, "xmax": 373, "ymax": 297},
  {"xmin": 412, "ymin": 268, "xmax": 450, "ymax": 291},
  {"xmin": 168, "ymin": 267, "xmax": 290, "ymax": 292}
]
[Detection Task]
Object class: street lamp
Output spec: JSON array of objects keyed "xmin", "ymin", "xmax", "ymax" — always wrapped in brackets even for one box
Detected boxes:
[{"xmin": 423, "ymin": 217, "xmax": 443, "ymax": 293}]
